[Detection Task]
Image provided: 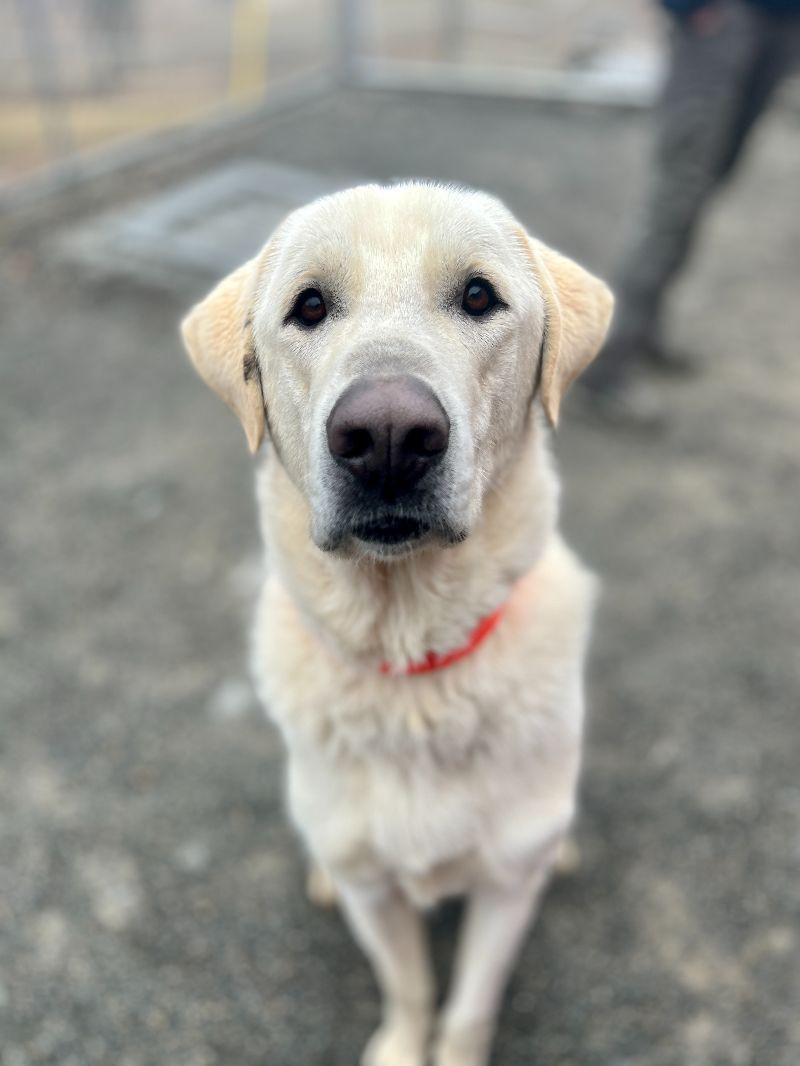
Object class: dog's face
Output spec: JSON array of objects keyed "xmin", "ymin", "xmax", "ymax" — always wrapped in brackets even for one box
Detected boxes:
[{"xmin": 182, "ymin": 184, "xmax": 612, "ymax": 558}]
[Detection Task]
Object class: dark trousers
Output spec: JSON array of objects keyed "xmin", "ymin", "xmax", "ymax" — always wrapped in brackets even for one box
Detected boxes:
[{"xmin": 603, "ymin": 0, "xmax": 800, "ymax": 374}]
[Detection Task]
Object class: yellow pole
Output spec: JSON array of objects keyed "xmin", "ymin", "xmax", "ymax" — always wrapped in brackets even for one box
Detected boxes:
[{"xmin": 229, "ymin": 0, "xmax": 269, "ymax": 104}]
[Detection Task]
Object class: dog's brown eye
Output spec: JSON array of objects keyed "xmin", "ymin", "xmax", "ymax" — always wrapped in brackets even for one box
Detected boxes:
[
  {"xmin": 461, "ymin": 278, "xmax": 498, "ymax": 317},
  {"xmin": 293, "ymin": 288, "xmax": 326, "ymax": 327}
]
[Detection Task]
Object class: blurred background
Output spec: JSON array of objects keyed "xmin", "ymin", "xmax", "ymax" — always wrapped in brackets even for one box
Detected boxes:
[
  {"xmin": 2, "ymin": 0, "xmax": 662, "ymax": 184},
  {"xmin": 1, "ymin": 2, "xmax": 798, "ymax": 1065}
]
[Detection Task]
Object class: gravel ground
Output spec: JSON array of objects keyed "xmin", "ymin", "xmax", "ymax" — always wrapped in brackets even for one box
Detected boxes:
[{"xmin": 1, "ymin": 87, "xmax": 799, "ymax": 1066}]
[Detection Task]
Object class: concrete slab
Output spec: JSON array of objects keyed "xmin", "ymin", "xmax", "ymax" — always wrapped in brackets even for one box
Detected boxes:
[{"xmin": 53, "ymin": 160, "xmax": 362, "ymax": 288}]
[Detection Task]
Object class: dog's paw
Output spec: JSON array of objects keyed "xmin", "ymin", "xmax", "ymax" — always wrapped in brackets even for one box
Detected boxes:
[
  {"xmin": 432, "ymin": 1022, "xmax": 493, "ymax": 1066},
  {"xmin": 361, "ymin": 1022, "xmax": 428, "ymax": 1066},
  {"xmin": 306, "ymin": 863, "xmax": 338, "ymax": 908}
]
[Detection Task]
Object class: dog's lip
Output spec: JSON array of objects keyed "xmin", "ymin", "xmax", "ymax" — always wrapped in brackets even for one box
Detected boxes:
[{"xmin": 350, "ymin": 515, "xmax": 431, "ymax": 546}]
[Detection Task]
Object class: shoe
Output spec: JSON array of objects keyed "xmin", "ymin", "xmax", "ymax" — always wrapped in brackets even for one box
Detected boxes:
[{"xmin": 570, "ymin": 374, "xmax": 667, "ymax": 432}]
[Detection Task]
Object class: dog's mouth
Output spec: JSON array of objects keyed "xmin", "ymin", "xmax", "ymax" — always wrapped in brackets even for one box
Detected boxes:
[
  {"xmin": 316, "ymin": 500, "xmax": 468, "ymax": 557},
  {"xmin": 351, "ymin": 515, "xmax": 431, "ymax": 546}
]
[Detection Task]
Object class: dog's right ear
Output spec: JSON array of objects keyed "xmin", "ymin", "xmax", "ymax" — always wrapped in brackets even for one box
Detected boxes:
[{"xmin": 181, "ymin": 255, "xmax": 266, "ymax": 454}]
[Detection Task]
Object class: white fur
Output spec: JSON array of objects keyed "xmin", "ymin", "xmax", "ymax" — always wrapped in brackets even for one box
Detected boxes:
[{"xmin": 181, "ymin": 183, "xmax": 613, "ymax": 1066}]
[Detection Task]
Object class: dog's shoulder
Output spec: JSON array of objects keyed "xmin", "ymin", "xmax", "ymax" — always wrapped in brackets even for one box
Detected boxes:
[{"xmin": 509, "ymin": 534, "xmax": 597, "ymax": 656}]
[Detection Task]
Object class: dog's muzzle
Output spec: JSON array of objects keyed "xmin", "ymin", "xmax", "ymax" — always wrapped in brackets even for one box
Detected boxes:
[{"xmin": 325, "ymin": 374, "xmax": 451, "ymax": 547}]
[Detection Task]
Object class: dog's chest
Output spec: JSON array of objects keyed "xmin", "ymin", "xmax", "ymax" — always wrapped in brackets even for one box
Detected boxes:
[
  {"xmin": 252, "ymin": 546, "xmax": 591, "ymax": 889},
  {"xmin": 255, "ymin": 565, "xmax": 583, "ymax": 765},
  {"xmin": 281, "ymin": 703, "xmax": 580, "ymax": 895}
]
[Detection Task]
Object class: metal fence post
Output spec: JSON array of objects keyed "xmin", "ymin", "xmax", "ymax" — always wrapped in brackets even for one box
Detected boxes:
[
  {"xmin": 14, "ymin": 0, "xmax": 74, "ymax": 168},
  {"xmin": 438, "ymin": 0, "xmax": 467, "ymax": 64},
  {"xmin": 335, "ymin": 0, "xmax": 364, "ymax": 84}
]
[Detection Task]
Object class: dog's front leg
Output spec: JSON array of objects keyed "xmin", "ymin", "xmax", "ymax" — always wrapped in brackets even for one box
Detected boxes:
[
  {"xmin": 339, "ymin": 881, "xmax": 434, "ymax": 1066},
  {"xmin": 433, "ymin": 860, "xmax": 556, "ymax": 1066}
]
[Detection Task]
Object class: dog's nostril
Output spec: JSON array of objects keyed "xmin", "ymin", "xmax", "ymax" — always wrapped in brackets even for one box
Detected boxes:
[
  {"xmin": 339, "ymin": 428, "xmax": 373, "ymax": 460},
  {"xmin": 404, "ymin": 425, "xmax": 447, "ymax": 458},
  {"xmin": 327, "ymin": 374, "xmax": 449, "ymax": 492}
]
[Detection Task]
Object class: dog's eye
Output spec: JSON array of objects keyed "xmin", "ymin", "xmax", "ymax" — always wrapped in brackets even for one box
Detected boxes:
[
  {"xmin": 291, "ymin": 288, "xmax": 327, "ymax": 327},
  {"xmin": 461, "ymin": 278, "xmax": 498, "ymax": 317}
]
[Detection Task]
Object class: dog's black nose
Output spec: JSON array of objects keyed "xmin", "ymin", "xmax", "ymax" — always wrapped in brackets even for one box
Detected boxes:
[{"xmin": 326, "ymin": 375, "xmax": 450, "ymax": 497}]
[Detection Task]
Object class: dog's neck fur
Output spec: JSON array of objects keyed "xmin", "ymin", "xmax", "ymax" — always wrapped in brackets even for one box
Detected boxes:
[{"xmin": 256, "ymin": 420, "xmax": 559, "ymax": 669}]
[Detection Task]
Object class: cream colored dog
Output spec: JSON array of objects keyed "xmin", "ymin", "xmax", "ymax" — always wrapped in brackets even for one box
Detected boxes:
[{"xmin": 182, "ymin": 183, "xmax": 613, "ymax": 1066}]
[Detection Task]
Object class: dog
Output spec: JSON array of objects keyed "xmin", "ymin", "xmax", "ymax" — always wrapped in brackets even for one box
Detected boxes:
[{"xmin": 181, "ymin": 182, "xmax": 613, "ymax": 1066}]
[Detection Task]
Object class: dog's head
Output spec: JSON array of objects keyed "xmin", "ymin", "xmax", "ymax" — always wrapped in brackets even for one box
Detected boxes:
[{"xmin": 182, "ymin": 184, "xmax": 612, "ymax": 558}]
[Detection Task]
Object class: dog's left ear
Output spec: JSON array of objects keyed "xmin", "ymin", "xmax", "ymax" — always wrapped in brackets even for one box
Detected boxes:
[
  {"xmin": 181, "ymin": 254, "xmax": 266, "ymax": 454},
  {"xmin": 524, "ymin": 235, "xmax": 615, "ymax": 426}
]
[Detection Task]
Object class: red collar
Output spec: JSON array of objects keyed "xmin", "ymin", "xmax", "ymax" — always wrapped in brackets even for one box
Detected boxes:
[{"xmin": 379, "ymin": 602, "xmax": 508, "ymax": 677}]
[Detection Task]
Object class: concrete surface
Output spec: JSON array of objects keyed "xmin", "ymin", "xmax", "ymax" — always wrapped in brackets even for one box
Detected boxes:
[
  {"xmin": 54, "ymin": 160, "xmax": 364, "ymax": 288},
  {"xmin": 1, "ymin": 87, "xmax": 798, "ymax": 1066}
]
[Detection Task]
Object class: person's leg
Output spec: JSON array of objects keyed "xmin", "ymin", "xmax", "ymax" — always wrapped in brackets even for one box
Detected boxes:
[
  {"xmin": 591, "ymin": 0, "xmax": 759, "ymax": 390},
  {"xmin": 715, "ymin": 12, "xmax": 800, "ymax": 184}
]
